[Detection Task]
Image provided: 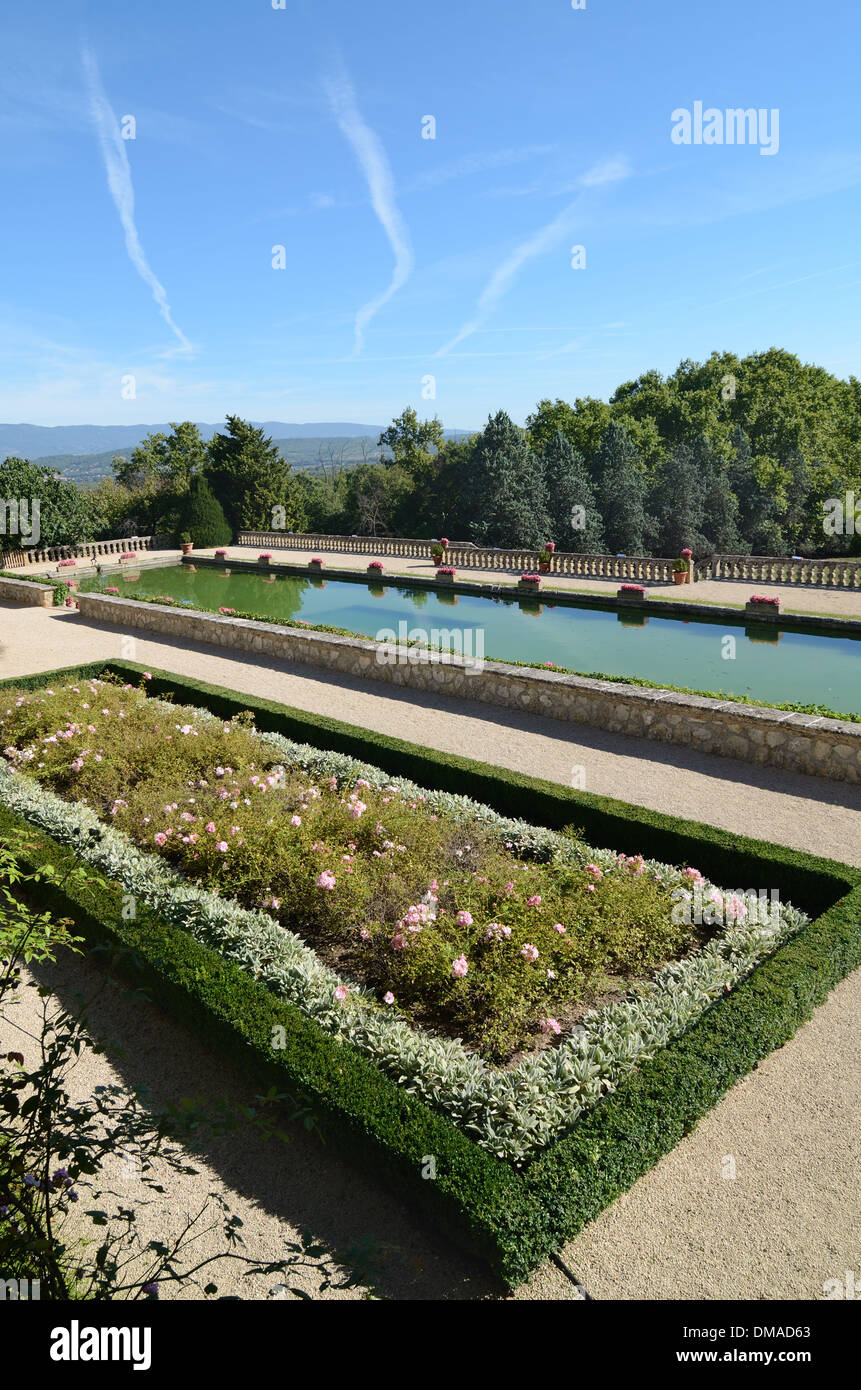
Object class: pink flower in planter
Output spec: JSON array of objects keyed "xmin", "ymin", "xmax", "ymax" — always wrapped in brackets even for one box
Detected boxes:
[
  {"xmin": 367, "ymin": 560, "xmax": 384, "ymax": 571},
  {"xmin": 451, "ymin": 953, "xmax": 469, "ymax": 978},
  {"xmin": 310, "ymin": 556, "xmax": 324, "ymax": 565},
  {"xmin": 215, "ymin": 549, "xmax": 227, "ymax": 557},
  {"xmin": 439, "ymin": 537, "xmax": 450, "ymax": 548},
  {"xmin": 749, "ymin": 594, "xmax": 780, "ymax": 607},
  {"xmin": 436, "ymin": 565, "xmax": 456, "ymax": 578},
  {"xmin": 619, "ymin": 583, "xmax": 646, "ymax": 595},
  {"xmin": 543, "ymin": 541, "xmax": 556, "ymax": 552},
  {"xmin": 520, "ymin": 572, "xmax": 541, "ymax": 584},
  {"xmin": 258, "ymin": 552, "xmax": 272, "ymax": 561},
  {"xmin": 120, "ymin": 552, "xmax": 138, "ymax": 561}
]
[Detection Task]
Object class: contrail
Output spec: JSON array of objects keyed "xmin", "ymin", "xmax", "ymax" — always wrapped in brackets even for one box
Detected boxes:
[
  {"xmin": 325, "ymin": 66, "xmax": 413, "ymax": 354},
  {"xmin": 435, "ymin": 157, "xmax": 631, "ymax": 356},
  {"xmin": 82, "ymin": 47, "xmax": 191, "ymax": 352}
]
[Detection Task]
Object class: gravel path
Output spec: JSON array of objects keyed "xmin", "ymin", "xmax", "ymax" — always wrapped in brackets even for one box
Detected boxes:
[{"xmin": 1, "ymin": 599, "xmax": 858, "ymax": 1300}]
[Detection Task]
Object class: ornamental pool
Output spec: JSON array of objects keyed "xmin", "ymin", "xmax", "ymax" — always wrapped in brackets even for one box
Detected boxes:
[{"xmin": 81, "ymin": 565, "xmax": 861, "ymax": 716}]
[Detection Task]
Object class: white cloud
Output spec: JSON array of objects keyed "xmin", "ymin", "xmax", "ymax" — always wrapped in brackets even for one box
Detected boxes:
[
  {"xmin": 434, "ymin": 157, "xmax": 632, "ymax": 355},
  {"xmin": 578, "ymin": 156, "xmax": 631, "ymax": 187},
  {"xmin": 324, "ymin": 66, "xmax": 413, "ymax": 354},
  {"xmin": 82, "ymin": 47, "xmax": 191, "ymax": 354},
  {"xmin": 405, "ymin": 144, "xmax": 556, "ymax": 193}
]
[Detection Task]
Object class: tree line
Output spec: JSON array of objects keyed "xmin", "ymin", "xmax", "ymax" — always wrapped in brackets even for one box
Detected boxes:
[{"xmin": 1, "ymin": 349, "xmax": 859, "ymax": 558}]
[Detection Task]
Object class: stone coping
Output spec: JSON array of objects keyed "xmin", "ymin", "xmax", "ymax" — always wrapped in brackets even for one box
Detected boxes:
[
  {"xmin": 0, "ymin": 576, "xmax": 55, "ymax": 607},
  {"xmin": 75, "ymin": 593, "xmax": 861, "ymax": 784}
]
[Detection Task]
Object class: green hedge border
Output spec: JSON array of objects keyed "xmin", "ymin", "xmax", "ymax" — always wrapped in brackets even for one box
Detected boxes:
[{"xmin": 2, "ymin": 658, "xmax": 859, "ymax": 1283}]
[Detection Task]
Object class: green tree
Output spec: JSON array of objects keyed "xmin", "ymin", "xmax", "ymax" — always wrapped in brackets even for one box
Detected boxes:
[
  {"xmin": 207, "ymin": 416, "xmax": 301, "ymax": 533},
  {"xmin": 648, "ymin": 442, "xmax": 708, "ymax": 556},
  {"xmin": 540, "ymin": 430, "xmax": 604, "ymax": 552},
  {"xmin": 459, "ymin": 412, "xmax": 548, "ymax": 549},
  {"xmin": 177, "ymin": 475, "xmax": 233, "ymax": 547},
  {"xmin": 0, "ymin": 457, "xmax": 102, "ymax": 552},
  {"xmin": 594, "ymin": 423, "xmax": 648, "ymax": 554}
]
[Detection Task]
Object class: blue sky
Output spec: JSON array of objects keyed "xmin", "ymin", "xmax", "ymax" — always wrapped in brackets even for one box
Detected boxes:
[{"xmin": 2, "ymin": 0, "xmax": 860, "ymax": 430}]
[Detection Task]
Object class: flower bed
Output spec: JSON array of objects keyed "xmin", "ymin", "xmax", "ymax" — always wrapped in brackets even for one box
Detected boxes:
[
  {"xmin": 1, "ymin": 660, "xmax": 858, "ymax": 1283},
  {"xmin": 0, "ymin": 676, "xmax": 756, "ymax": 1065},
  {"xmin": 747, "ymin": 594, "xmax": 780, "ymax": 608},
  {"xmin": 367, "ymin": 560, "xmax": 384, "ymax": 573},
  {"xmin": 618, "ymin": 583, "xmax": 646, "ymax": 596},
  {"xmin": 57, "ymin": 559, "xmax": 77, "ymax": 569},
  {"xmin": 215, "ymin": 548, "xmax": 228, "ymax": 558},
  {"xmin": 436, "ymin": 566, "xmax": 456, "ymax": 580},
  {"xmin": 120, "ymin": 552, "xmax": 138, "ymax": 562},
  {"xmin": 519, "ymin": 573, "xmax": 541, "ymax": 586},
  {"xmin": 310, "ymin": 557, "xmax": 324, "ymax": 567},
  {"xmin": 258, "ymin": 552, "xmax": 272, "ymax": 562}
]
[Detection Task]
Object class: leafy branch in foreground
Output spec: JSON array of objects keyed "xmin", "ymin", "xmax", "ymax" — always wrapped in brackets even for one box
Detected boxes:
[{"xmin": 0, "ymin": 833, "xmax": 362, "ymax": 1299}]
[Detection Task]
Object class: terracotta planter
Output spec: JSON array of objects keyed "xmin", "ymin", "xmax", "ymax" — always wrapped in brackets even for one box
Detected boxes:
[
  {"xmin": 181, "ymin": 543, "xmax": 193, "ymax": 555},
  {"xmin": 538, "ymin": 560, "xmax": 551, "ymax": 574},
  {"xmin": 672, "ymin": 570, "xmax": 687, "ymax": 585}
]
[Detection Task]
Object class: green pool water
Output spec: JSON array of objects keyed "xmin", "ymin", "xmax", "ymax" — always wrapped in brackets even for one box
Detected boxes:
[{"xmin": 83, "ymin": 565, "xmax": 861, "ymax": 716}]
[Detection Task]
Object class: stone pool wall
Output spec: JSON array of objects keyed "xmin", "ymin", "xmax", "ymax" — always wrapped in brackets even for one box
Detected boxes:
[
  {"xmin": 0, "ymin": 576, "xmax": 55, "ymax": 607},
  {"xmin": 76, "ymin": 593, "xmax": 861, "ymax": 784}
]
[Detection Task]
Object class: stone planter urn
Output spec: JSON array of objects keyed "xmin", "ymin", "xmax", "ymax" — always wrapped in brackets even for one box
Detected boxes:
[{"xmin": 617, "ymin": 585, "xmax": 647, "ymax": 602}]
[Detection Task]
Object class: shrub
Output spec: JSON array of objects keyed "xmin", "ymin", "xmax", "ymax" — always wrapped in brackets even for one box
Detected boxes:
[{"xmin": 176, "ymin": 477, "xmax": 232, "ymax": 549}]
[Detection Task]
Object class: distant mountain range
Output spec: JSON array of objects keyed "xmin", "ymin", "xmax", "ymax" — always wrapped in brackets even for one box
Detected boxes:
[
  {"xmin": 0, "ymin": 421, "xmax": 473, "ymax": 488},
  {"xmin": 0, "ymin": 421, "xmax": 391, "ymax": 458}
]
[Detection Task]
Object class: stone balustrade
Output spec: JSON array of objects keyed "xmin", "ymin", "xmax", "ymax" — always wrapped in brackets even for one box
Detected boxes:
[
  {"xmin": 0, "ymin": 535, "xmax": 171, "ymax": 570},
  {"xmin": 695, "ymin": 553, "xmax": 861, "ymax": 588},
  {"xmin": 237, "ymin": 532, "xmax": 677, "ymax": 582},
  {"xmin": 237, "ymin": 533, "xmax": 861, "ymax": 589}
]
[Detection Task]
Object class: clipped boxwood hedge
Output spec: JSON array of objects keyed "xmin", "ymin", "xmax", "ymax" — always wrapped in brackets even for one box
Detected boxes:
[{"xmin": 2, "ymin": 659, "xmax": 859, "ymax": 1283}]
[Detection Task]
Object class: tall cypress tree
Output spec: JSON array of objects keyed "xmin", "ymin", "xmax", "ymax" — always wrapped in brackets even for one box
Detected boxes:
[
  {"xmin": 177, "ymin": 475, "xmax": 233, "ymax": 547},
  {"xmin": 207, "ymin": 416, "xmax": 299, "ymax": 533},
  {"xmin": 541, "ymin": 429, "xmax": 604, "ymax": 552},
  {"xmin": 459, "ymin": 411, "xmax": 548, "ymax": 549},
  {"xmin": 595, "ymin": 422, "xmax": 648, "ymax": 554}
]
